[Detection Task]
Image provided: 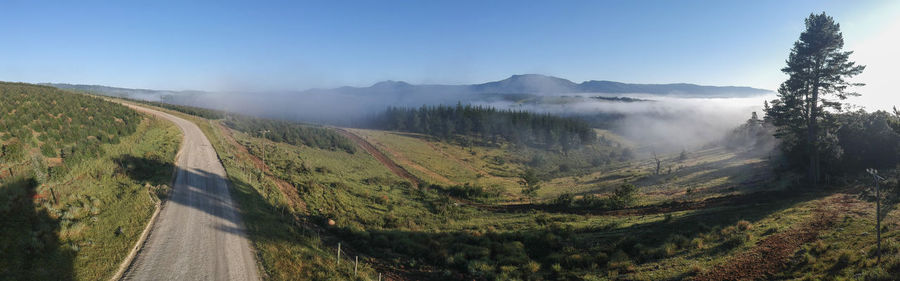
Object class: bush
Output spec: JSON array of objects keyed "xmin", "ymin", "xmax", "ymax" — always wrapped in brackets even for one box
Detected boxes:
[
  {"xmin": 832, "ymin": 249, "xmax": 860, "ymax": 271},
  {"xmin": 690, "ymin": 238, "xmax": 705, "ymax": 250},
  {"xmin": 668, "ymin": 234, "xmax": 691, "ymax": 249},
  {"xmin": 608, "ymin": 183, "xmax": 637, "ymax": 209},
  {"xmin": 736, "ymin": 220, "xmax": 752, "ymax": 231},
  {"xmin": 722, "ymin": 233, "xmax": 750, "ymax": 249},
  {"xmin": 442, "ymin": 183, "xmax": 500, "ymax": 200},
  {"xmin": 553, "ymin": 193, "xmax": 574, "ymax": 208}
]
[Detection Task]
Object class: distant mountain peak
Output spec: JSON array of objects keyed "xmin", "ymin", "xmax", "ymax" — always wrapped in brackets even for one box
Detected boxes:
[
  {"xmin": 472, "ymin": 74, "xmax": 579, "ymax": 94},
  {"xmin": 371, "ymin": 80, "xmax": 411, "ymax": 87}
]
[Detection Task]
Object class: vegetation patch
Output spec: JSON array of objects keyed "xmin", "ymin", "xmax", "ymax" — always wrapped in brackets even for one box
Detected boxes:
[{"xmin": 0, "ymin": 84, "xmax": 180, "ymax": 280}]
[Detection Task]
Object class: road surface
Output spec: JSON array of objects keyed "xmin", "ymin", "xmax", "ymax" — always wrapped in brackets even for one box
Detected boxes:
[{"xmin": 121, "ymin": 104, "xmax": 260, "ymax": 281}]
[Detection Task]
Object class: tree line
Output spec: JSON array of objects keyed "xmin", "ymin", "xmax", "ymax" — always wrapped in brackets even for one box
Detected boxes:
[
  {"xmin": 372, "ymin": 104, "xmax": 597, "ymax": 152},
  {"xmin": 140, "ymin": 100, "xmax": 226, "ymax": 120},
  {"xmin": 124, "ymin": 100, "xmax": 358, "ymax": 154},
  {"xmin": 223, "ymin": 116, "xmax": 356, "ymax": 154}
]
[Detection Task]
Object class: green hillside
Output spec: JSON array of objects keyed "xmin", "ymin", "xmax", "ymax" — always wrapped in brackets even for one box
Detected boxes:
[
  {"xmin": 91, "ymin": 98, "xmax": 900, "ymax": 281},
  {"xmin": 0, "ymin": 82, "xmax": 181, "ymax": 280}
]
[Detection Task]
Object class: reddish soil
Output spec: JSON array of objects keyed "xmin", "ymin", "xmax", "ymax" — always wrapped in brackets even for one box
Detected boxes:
[
  {"xmin": 223, "ymin": 125, "xmax": 428, "ymax": 280},
  {"xmin": 481, "ymin": 189, "xmax": 792, "ymax": 216},
  {"xmin": 217, "ymin": 123, "xmax": 307, "ymax": 212},
  {"xmin": 333, "ymin": 128, "xmax": 423, "ymax": 188},
  {"xmin": 691, "ymin": 194, "xmax": 856, "ymax": 281}
]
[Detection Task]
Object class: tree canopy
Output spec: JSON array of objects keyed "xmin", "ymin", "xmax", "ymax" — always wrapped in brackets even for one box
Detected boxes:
[
  {"xmin": 373, "ymin": 104, "xmax": 597, "ymax": 153},
  {"xmin": 765, "ymin": 12, "xmax": 865, "ymax": 186}
]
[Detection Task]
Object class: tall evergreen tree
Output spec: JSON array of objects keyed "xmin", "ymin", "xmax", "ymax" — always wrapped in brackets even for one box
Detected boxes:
[{"xmin": 766, "ymin": 12, "xmax": 865, "ymax": 187}]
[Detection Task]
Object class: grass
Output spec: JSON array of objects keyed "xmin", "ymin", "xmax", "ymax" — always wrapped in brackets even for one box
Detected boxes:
[
  {"xmin": 114, "ymin": 100, "xmax": 900, "ymax": 280},
  {"xmin": 347, "ymin": 128, "xmax": 630, "ymax": 202},
  {"xmin": 133, "ymin": 104, "xmax": 381, "ymax": 280},
  {"xmin": 0, "ymin": 114, "xmax": 180, "ymax": 280}
]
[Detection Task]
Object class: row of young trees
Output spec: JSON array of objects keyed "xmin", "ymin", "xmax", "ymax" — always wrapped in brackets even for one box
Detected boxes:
[
  {"xmin": 0, "ymin": 82, "xmax": 139, "ymax": 164},
  {"xmin": 373, "ymin": 104, "xmax": 597, "ymax": 152},
  {"xmin": 139, "ymin": 100, "xmax": 226, "ymax": 119},
  {"xmin": 765, "ymin": 13, "xmax": 899, "ymax": 184},
  {"xmin": 223, "ymin": 116, "xmax": 356, "ymax": 154},
  {"xmin": 129, "ymin": 100, "xmax": 358, "ymax": 154}
]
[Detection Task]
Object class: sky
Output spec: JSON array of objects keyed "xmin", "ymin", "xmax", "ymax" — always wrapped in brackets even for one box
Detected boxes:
[{"xmin": 1, "ymin": 0, "xmax": 898, "ymax": 110}]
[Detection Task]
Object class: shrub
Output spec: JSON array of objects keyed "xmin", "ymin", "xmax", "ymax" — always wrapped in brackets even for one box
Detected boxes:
[
  {"xmin": 607, "ymin": 250, "xmax": 632, "ymax": 270},
  {"xmin": 442, "ymin": 183, "xmax": 499, "ymax": 200},
  {"xmin": 524, "ymin": 261, "xmax": 541, "ymax": 274},
  {"xmin": 668, "ymin": 234, "xmax": 691, "ymax": 249},
  {"xmin": 722, "ymin": 233, "xmax": 750, "ymax": 249},
  {"xmin": 467, "ymin": 260, "xmax": 494, "ymax": 276},
  {"xmin": 832, "ymin": 249, "xmax": 859, "ymax": 271},
  {"xmin": 720, "ymin": 225, "xmax": 738, "ymax": 237},
  {"xmin": 608, "ymin": 183, "xmax": 637, "ymax": 209},
  {"xmin": 736, "ymin": 220, "xmax": 752, "ymax": 231},
  {"xmin": 553, "ymin": 193, "xmax": 574, "ymax": 208},
  {"xmin": 688, "ymin": 263, "xmax": 703, "ymax": 275},
  {"xmin": 690, "ymin": 238, "xmax": 705, "ymax": 250}
]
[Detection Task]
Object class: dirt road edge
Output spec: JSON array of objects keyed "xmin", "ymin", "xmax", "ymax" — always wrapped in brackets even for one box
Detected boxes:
[{"xmin": 108, "ymin": 103, "xmax": 185, "ymax": 281}]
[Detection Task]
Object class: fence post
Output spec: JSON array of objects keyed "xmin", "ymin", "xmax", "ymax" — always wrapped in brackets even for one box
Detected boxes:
[
  {"xmin": 336, "ymin": 242, "xmax": 341, "ymax": 265},
  {"xmin": 354, "ymin": 256, "xmax": 358, "ymax": 276}
]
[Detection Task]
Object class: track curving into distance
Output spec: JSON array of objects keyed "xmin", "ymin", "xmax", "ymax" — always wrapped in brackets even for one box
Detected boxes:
[{"xmin": 121, "ymin": 104, "xmax": 260, "ymax": 281}]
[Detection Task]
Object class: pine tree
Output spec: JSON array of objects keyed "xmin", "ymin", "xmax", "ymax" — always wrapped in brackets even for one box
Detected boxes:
[{"xmin": 766, "ymin": 12, "xmax": 864, "ymax": 187}]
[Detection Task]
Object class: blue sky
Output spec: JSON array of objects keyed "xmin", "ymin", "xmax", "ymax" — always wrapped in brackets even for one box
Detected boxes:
[{"xmin": 1, "ymin": 0, "xmax": 898, "ymax": 108}]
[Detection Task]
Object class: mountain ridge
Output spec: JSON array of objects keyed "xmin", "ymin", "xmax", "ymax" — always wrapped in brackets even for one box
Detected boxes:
[{"xmin": 44, "ymin": 74, "xmax": 771, "ymax": 98}]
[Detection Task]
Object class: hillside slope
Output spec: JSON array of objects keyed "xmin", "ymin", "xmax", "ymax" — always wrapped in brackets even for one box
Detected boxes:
[{"xmin": 0, "ymin": 82, "xmax": 182, "ymax": 280}]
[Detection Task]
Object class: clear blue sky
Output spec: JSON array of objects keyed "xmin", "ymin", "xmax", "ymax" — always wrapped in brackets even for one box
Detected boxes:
[{"xmin": 1, "ymin": 0, "xmax": 898, "ymax": 107}]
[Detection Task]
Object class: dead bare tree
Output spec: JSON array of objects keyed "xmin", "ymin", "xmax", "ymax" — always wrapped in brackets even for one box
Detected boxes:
[{"xmin": 652, "ymin": 150, "xmax": 661, "ymax": 175}]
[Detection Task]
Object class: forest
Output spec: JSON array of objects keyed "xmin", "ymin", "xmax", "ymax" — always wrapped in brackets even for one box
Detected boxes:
[{"xmin": 372, "ymin": 104, "xmax": 597, "ymax": 152}]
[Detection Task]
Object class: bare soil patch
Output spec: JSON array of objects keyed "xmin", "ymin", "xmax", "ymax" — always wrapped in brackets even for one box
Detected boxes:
[
  {"xmin": 334, "ymin": 128, "xmax": 426, "ymax": 187},
  {"xmin": 217, "ymin": 122, "xmax": 307, "ymax": 212},
  {"xmin": 691, "ymin": 194, "xmax": 858, "ymax": 281}
]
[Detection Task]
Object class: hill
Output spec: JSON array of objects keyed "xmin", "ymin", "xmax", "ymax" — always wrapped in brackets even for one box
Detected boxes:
[
  {"xmin": 0, "ymin": 82, "xmax": 182, "ymax": 280},
  {"xmin": 302, "ymin": 74, "xmax": 770, "ymax": 97},
  {"xmin": 46, "ymin": 74, "xmax": 770, "ymax": 105},
  {"xmin": 114, "ymin": 98, "xmax": 900, "ymax": 280}
]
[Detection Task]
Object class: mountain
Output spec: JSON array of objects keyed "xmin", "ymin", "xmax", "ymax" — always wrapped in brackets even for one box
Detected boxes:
[
  {"xmin": 43, "ymin": 75, "xmax": 771, "ymax": 126},
  {"xmin": 301, "ymin": 74, "xmax": 770, "ymax": 97},
  {"xmin": 45, "ymin": 74, "xmax": 771, "ymax": 100},
  {"xmin": 577, "ymin": 80, "xmax": 769, "ymax": 97},
  {"xmin": 470, "ymin": 74, "xmax": 580, "ymax": 94}
]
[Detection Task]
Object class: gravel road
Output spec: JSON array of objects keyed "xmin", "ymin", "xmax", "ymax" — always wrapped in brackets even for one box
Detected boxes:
[{"xmin": 121, "ymin": 104, "xmax": 260, "ymax": 281}]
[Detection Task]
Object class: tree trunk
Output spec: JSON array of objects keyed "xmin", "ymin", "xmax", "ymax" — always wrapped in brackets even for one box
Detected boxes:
[{"xmin": 808, "ymin": 82, "xmax": 819, "ymax": 188}]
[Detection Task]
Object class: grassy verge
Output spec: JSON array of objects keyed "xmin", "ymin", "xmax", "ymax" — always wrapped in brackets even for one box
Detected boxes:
[
  {"xmin": 133, "ymin": 104, "xmax": 379, "ymax": 280},
  {"xmin": 0, "ymin": 115, "xmax": 180, "ymax": 280}
]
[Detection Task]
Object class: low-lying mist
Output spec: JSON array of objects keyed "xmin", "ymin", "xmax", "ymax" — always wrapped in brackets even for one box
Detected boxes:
[
  {"xmin": 162, "ymin": 90, "xmax": 771, "ymax": 155},
  {"xmin": 479, "ymin": 94, "xmax": 772, "ymax": 154}
]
